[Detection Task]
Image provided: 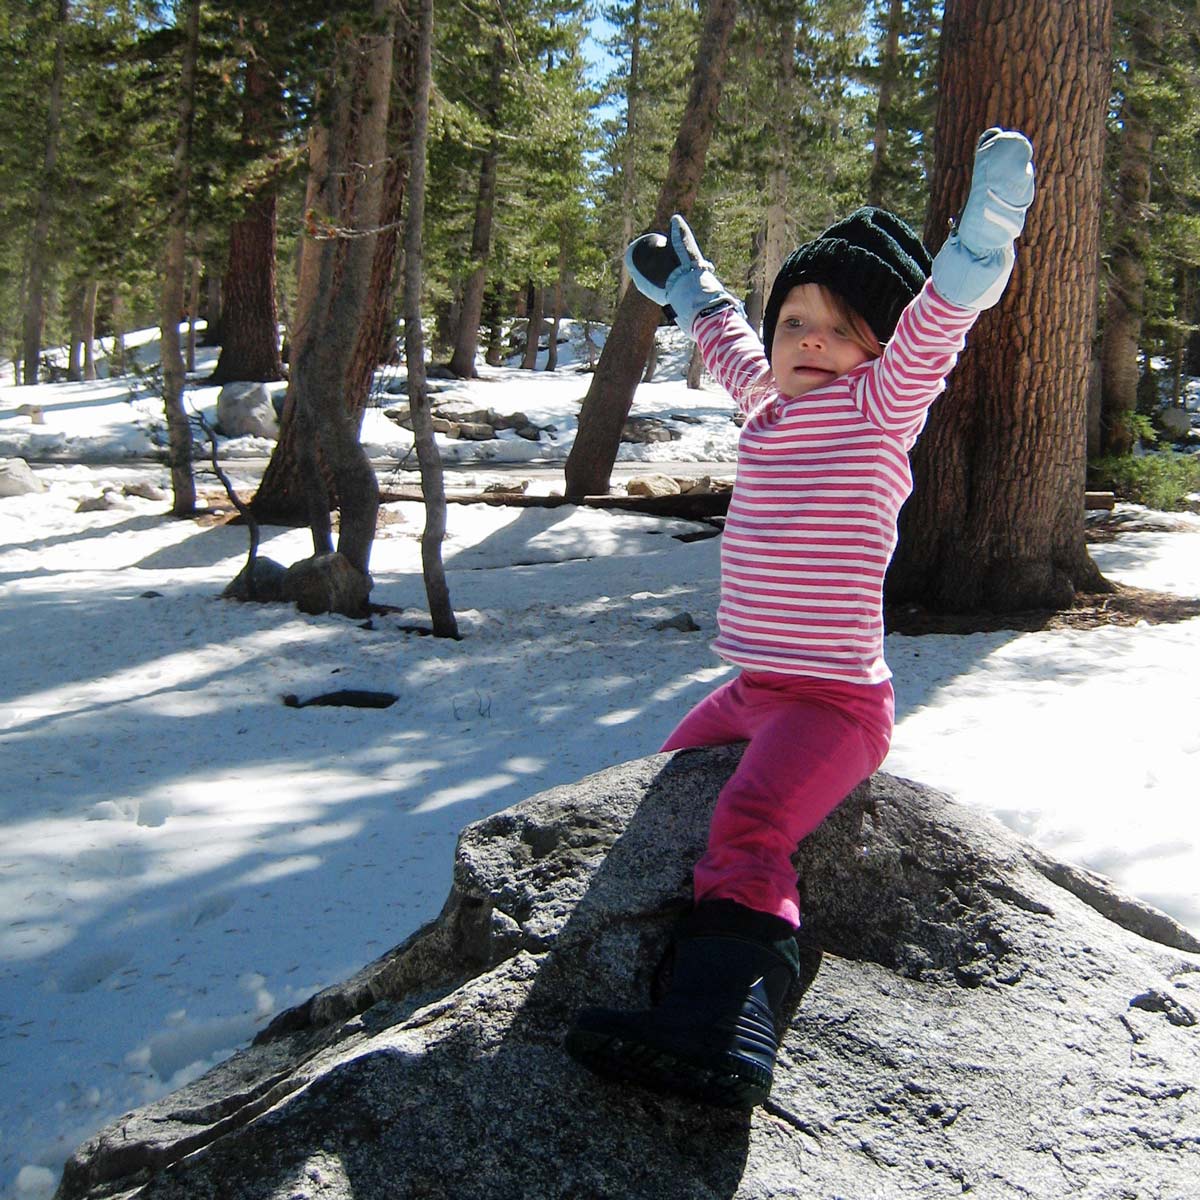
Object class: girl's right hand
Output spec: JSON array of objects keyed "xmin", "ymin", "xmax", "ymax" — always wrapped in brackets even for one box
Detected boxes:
[{"xmin": 626, "ymin": 215, "xmax": 741, "ymax": 337}]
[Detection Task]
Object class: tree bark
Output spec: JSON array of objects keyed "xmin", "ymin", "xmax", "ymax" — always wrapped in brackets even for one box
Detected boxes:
[
  {"xmin": 759, "ymin": 10, "xmax": 796, "ymax": 312},
  {"xmin": 160, "ymin": 0, "xmax": 201, "ymax": 516},
  {"xmin": 186, "ymin": 253, "xmax": 201, "ymax": 373},
  {"xmin": 22, "ymin": 0, "xmax": 70, "ymax": 387},
  {"xmin": 546, "ymin": 238, "xmax": 567, "ymax": 371},
  {"xmin": 1098, "ymin": 10, "xmax": 1159, "ymax": 456},
  {"xmin": 522, "ymin": 285, "xmax": 544, "ymax": 370},
  {"xmin": 344, "ymin": 26, "xmax": 417, "ymax": 407},
  {"xmin": 886, "ymin": 0, "xmax": 1112, "ymax": 613},
  {"xmin": 68, "ymin": 283, "xmax": 84, "ymax": 381},
  {"xmin": 617, "ymin": 0, "xmax": 643, "ymax": 300},
  {"xmin": 210, "ymin": 56, "xmax": 286, "ymax": 384},
  {"xmin": 278, "ymin": 4, "xmax": 396, "ymax": 583},
  {"xmin": 210, "ymin": 191, "xmax": 284, "ymax": 381},
  {"xmin": 745, "ymin": 226, "xmax": 765, "ymax": 333},
  {"xmin": 448, "ymin": 39, "xmax": 504, "ymax": 380},
  {"xmin": 402, "ymin": 0, "xmax": 458, "ymax": 638},
  {"xmin": 866, "ymin": 0, "xmax": 904, "ymax": 208},
  {"xmin": 564, "ymin": 0, "xmax": 739, "ymax": 499},
  {"xmin": 252, "ymin": 16, "xmax": 416, "ymax": 526},
  {"xmin": 82, "ymin": 276, "xmax": 98, "ymax": 380},
  {"xmin": 484, "ymin": 289, "xmax": 505, "ymax": 366},
  {"xmin": 110, "ymin": 282, "xmax": 126, "ymax": 375},
  {"xmin": 202, "ymin": 267, "xmax": 222, "ymax": 345}
]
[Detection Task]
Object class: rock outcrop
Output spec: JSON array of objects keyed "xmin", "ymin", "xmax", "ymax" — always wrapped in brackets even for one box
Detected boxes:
[
  {"xmin": 216, "ymin": 383, "xmax": 280, "ymax": 440},
  {"xmin": 0, "ymin": 457, "xmax": 45, "ymax": 496},
  {"xmin": 57, "ymin": 749, "xmax": 1200, "ymax": 1200}
]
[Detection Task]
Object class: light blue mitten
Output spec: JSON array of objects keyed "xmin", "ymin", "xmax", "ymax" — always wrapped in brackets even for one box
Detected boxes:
[
  {"xmin": 625, "ymin": 214, "xmax": 741, "ymax": 336},
  {"xmin": 931, "ymin": 128, "xmax": 1035, "ymax": 310}
]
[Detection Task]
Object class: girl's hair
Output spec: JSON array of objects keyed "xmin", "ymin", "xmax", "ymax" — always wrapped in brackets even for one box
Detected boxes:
[{"xmin": 814, "ymin": 284, "xmax": 884, "ymax": 360}]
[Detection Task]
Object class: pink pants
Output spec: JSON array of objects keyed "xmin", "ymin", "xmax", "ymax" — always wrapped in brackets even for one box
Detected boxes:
[{"xmin": 661, "ymin": 670, "xmax": 894, "ymax": 928}]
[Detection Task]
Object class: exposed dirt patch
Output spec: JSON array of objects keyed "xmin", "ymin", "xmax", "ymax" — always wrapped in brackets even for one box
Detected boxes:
[
  {"xmin": 886, "ymin": 585, "xmax": 1200, "ymax": 636},
  {"xmin": 887, "ymin": 509, "xmax": 1200, "ymax": 635}
]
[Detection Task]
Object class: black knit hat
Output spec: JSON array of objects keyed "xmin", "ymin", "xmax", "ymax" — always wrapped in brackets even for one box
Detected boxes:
[{"xmin": 761, "ymin": 206, "xmax": 931, "ymax": 360}]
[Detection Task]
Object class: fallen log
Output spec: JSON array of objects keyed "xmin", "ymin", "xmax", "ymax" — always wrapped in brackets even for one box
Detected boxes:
[{"xmin": 378, "ymin": 486, "xmax": 732, "ymax": 521}]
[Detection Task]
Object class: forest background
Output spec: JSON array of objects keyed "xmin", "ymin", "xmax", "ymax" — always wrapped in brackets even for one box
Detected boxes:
[{"xmin": 3, "ymin": 1, "xmax": 1200, "ymax": 627}]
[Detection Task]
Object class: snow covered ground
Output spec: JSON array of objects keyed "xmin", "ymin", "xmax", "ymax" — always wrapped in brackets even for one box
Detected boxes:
[{"xmin": 1, "ymin": 327, "xmax": 1199, "ymax": 1198}]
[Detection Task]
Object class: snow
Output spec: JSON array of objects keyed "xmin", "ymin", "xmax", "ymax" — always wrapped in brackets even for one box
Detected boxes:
[{"xmin": 1, "ymin": 327, "xmax": 1199, "ymax": 1197}]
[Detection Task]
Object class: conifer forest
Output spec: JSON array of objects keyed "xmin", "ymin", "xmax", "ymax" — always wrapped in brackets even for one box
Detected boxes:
[{"xmin": 2, "ymin": 0, "xmax": 1199, "ymax": 613}]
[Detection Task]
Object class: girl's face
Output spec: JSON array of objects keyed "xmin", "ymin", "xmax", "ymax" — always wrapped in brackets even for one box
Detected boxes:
[{"xmin": 769, "ymin": 284, "xmax": 879, "ymax": 397}]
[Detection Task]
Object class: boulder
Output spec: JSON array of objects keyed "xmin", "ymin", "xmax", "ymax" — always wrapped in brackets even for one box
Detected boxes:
[
  {"xmin": 222, "ymin": 556, "xmax": 289, "ymax": 602},
  {"xmin": 122, "ymin": 481, "xmax": 167, "ymax": 502},
  {"xmin": 0, "ymin": 457, "xmax": 45, "ymax": 496},
  {"xmin": 384, "ymin": 409, "xmax": 460, "ymax": 436},
  {"xmin": 1158, "ymin": 406, "xmax": 1193, "ymax": 438},
  {"xmin": 621, "ymin": 415, "xmax": 681, "ymax": 444},
  {"xmin": 56, "ymin": 751, "xmax": 1200, "ymax": 1200},
  {"xmin": 455, "ymin": 421, "xmax": 496, "ymax": 441},
  {"xmin": 217, "ymin": 382, "xmax": 280, "ymax": 439},
  {"xmin": 76, "ymin": 488, "xmax": 135, "ymax": 512},
  {"xmin": 15, "ymin": 402, "xmax": 46, "ymax": 424},
  {"xmin": 627, "ymin": 473, "xmax": 682, "ymax": 498},
  {"xmin": 280, "ymin": 553, "xmax": 372, "ymax": 617}
]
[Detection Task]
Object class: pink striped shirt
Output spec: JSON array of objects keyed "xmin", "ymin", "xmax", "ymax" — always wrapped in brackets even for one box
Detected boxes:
[{"xmin": 694, "ymin": 280, "xmax": 978, "ymax": 684}]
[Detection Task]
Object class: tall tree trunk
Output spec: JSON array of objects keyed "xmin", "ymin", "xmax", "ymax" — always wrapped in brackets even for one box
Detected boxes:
[
  {"xmin": 186, "ymin": 253, "xmax": 201, "ymax": 373},
  {"xmin": 866, "ymin": 0, "xmax": 904, "ymax": 207},
  {"xmin": 522, "ymin": 285, "xmax": 544, "ymax": 370},
  {"xmin": 22, "ymin": 0, "xmax": 69, "ymax": 387},
  {"xmin": 67, "ymin": 283, "xmax": 84, "ymax": 381},
  {"xmin": 160, "ymin": 0, "xmax": 200, "ymax": 516},
  {"xmin": 484, "ymin": 290, "xmax": 505, "ymax": 366},
  {"xmin": 618, "ymin": 0, "xmax": 643, "ymax": 300},
  {"xmin": 887, "ymin": 0, "xmax": 1112, "ymax": 613},
  {"xmin": 210, "ymin": 192, "xmax": 283, "ymax": 381},
  {"xmin": 202, "ymin": 266, "xmax": 222, "ymax": 345},
  {"xmin": 210, "ymin": 57, "xmax": 285, "ymax": 384},
  {"xmin": 344, "ymin": 25, "xmax": 418, "ymax": 411},
  {"xmin": 546, "ymin": 237, "xmax": 567, "ymax": 371},
  {"xmin": 403, "ymin": 0, "xmax": 458, "ymax": 637},
  {"xmin": 278, "ymin": 3, "xmax": 396, "ymax": 582},
  {"xmin": 251, "ymin": 19, "xmax": 415, "ymax": 527},
  {"xmin": 759, "ymin": 11, "xmax": 796, "ymax": 314},
  {"xmin": 564, "ymin": 0, "xmax": 739, "ymax": 499},
  {"xmin": 110, "ymin": 282, "xmax": 126, "ymax": 375},
  {"xmin": 745, "ymin": 226, "xmax": 766, "ymax": 333},
  {"xmin": 1098, "ymin": 10, "xmax": 1159, "ymax": 457},
  {"xmin": 1182, "ymin": 269, "xmax": 1199, "ymax": 376},
  {"xmin": 448, "ymin": 39, "xmax": 504, "ymax": 380},
  {"xmin": 82, "ymin": 276, "xmax": 98, "ymax": 380}
]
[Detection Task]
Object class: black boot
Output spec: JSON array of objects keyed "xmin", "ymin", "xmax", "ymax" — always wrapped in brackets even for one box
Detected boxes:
[{"xmin": 565, "ymin": 900, "xmax": 800, "ymax": 1108}]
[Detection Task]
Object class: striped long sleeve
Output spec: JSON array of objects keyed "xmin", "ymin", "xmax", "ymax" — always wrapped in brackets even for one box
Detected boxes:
[{"xmin": 693, "ymin": 282, "xmax": 978, "ymax": 684}]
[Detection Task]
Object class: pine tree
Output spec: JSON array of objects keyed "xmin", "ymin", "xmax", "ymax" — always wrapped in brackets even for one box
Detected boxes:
[
  {"xmin": 402, "ymin": 0, "xmax": 458, "ymax": 636},
  {"xmin": 20, "ymin": 0, "xmax": 70, "ymax": 386},
  {"xmin": 160, "ymin": 0, "xmax": 201, "ymax": 515},
  {"xmin": 1097, "ymin": 0, "xmax": 1200, "ymax": 453},
  {"xmin": 565, "ymin": 0, "xmax": 739, "ymax": 498},
  {"xmin": 888, "ymin": 0, "xmax": 1113, "ymax": 612},
  {"xmin": 864, "ymin": 0, "xmax": 939, "ymax": 217}
]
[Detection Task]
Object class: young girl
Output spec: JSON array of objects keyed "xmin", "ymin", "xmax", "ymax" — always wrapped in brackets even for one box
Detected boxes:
[{"xmin": 567, "ymin": 129, "xmax": 1036, "ymax": 1107}]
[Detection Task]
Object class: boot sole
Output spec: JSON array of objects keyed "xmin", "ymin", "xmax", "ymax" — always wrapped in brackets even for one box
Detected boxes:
[{"xmin": 565, "ymin": 1025, "xmax": 771, "ymax": 1108}]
